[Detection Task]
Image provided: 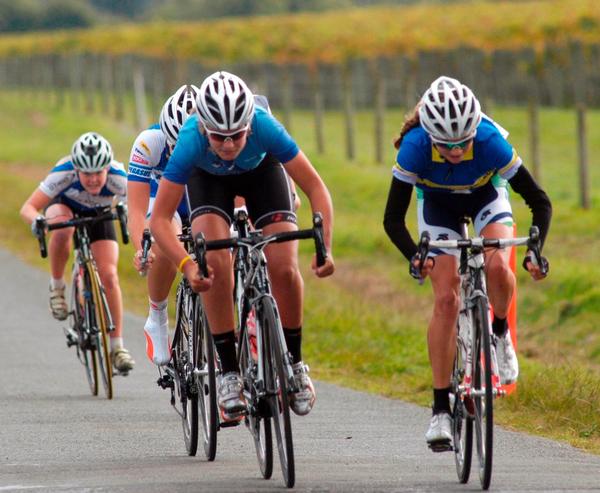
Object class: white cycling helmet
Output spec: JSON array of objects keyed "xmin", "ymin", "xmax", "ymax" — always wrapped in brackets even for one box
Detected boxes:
[
  {"xmin": 418, "ymin": 76, "xmax": 482, "ymax": 144},
  {"xmin": 196, "ymin": 71, "xmax": 255, "ymax": 133},
  {"xmin": 71, "ymin": 132, "xmax": 113, "ymax": 172},
  {"xmin": 160, "ymin": 84, "xmax": 200, "ymax": 146}
]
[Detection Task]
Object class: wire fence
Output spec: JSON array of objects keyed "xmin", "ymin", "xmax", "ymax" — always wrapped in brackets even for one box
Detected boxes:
[{"xmin": 0, "ymin": 41, "xmax": 596, "ymax": 207}]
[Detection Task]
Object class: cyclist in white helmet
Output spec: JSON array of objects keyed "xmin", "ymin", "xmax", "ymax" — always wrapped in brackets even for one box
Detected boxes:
[
  {"xmin": 20, "ymin": 132, "xmax": 135, "ymax": 373},
  {"xmin": 127, "ymin": 84, "xmax": 199, "ymax": 366},
  {"xmin": 150, "ymin": 71, "xmax": 335, "ymax": 422},
  {"xmin": 384, "ymin": 76, "xmax": 551, "ymax": 449}
]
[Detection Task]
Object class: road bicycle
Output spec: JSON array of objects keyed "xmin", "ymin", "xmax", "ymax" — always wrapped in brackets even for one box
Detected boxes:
[
  {"xmin": 415, "ymin": 217, "xmax": 546, "ymax": 490},
  {"xmin": 34, "ymin": 203, "xmax": 129, "ymax": 399},
  {"xmin": 154, "ymin": 222, "xmax": 218, "ymax": 460},
  {"xmin": 195, "ymin": 210, "xmax": 327, "ymax": 488}
]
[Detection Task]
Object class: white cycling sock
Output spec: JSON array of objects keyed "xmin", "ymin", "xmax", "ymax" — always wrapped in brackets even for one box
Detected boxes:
[
  {"xmin": 110, "ymin": 337, "xmax": 123, "ymax": 351},
  {"xmin": 144, "ymin": 298, "xmax": 170, "ymax": 365},
  {"xmin": 50, "ymin": 278, "xmax": 66, "ymax": 290}
]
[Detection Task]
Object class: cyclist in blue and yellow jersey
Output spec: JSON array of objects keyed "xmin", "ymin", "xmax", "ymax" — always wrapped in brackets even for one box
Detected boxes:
[
  {"xmin": 127, "ymin": 84, "xmax": 199, "ymax": 367},
  {"xmin": 150, "ymin": 71, "xmax": 335, "ymax": 422},
  {"xmin": 20, "ymin": 132, "xmax": 135, "ymax": 373},
  {"xmin": 383, "ymin": 76, "xmax": 551, "ymax": 449}
]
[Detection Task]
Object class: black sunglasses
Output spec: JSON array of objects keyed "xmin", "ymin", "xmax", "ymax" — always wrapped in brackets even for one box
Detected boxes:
[{"xmin": 206, "ymin": 129, "xmax": 248, "ymax": 142}]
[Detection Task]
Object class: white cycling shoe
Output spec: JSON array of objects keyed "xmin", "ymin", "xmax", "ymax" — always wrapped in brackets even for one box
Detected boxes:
[
  {"xmin": 426, "ymin": 412, "xmax": 452, "ymax": 451},
  {"xmin": 494, "ymin": 330, "xmax": 519, "ymax": 385},
  {"xmin": 144, "ymin": 316, "xmax": 170, "ymax": 366}
]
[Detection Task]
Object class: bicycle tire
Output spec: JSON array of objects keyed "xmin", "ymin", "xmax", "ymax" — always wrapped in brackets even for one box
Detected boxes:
[
  {"xmin": 174, "ymin": 284, "xmax": 199, "ymax": 456},
  {"xmin": 261, "ymin": 297, "xmax": 295, "ymax": 488},
  {"xmin": 71, "ymin": 268, "xmax": 98, "ymax": 396},
  {"xmin": 452, "ymin": 322, "xmax": 473, "ymax": 484},
  {"xmin": 472, "ymin": 296, "xmax": 494, "ymax": 490},
  {"xmin": 194, "ymin": 298, "xmax": 218, "ymax": 461},
  {"xmin": 240, "ymin": 307, "xmax": 273, "ymax": 479},
  {"xmin": 86, "ymin": 263, "xmax": 113, "ymax": 400}
]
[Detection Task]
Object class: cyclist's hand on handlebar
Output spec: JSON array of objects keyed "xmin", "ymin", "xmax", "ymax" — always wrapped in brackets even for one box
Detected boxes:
[
  {"xmin": 312, "ymin": 253, "xmax": 335, "ymax": 278},
  {"xmin": 523, "ymin": 252, "xmax": 549, "ymax": 281},
  {"xmin": 410, "ymin": 254, "xmax": 435, "ymax": 281},
  {"xmin": 31, "ymin": 215, "xmax": 46, "ymax": 236},
  {"xmin": 183, "ymin": 260, "xmax": 214, "ymax": 292},
  {"xmin": 133, "ymin": 248, "xmax": 155, "ymax": 273}
]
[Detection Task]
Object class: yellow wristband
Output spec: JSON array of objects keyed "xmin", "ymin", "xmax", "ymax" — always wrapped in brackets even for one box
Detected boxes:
[{"xmin": 178, "ymin": 255, "xmax": 192, "ymax": 273}]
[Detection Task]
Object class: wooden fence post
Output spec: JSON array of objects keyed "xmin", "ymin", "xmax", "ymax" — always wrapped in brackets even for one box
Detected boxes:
[
  {"xmin": 576, "ymin": 104, "xmax": 590, "ymax": 209},
  {"xmin": 528, "ymin": 100, "xmax": 541, "ymax": 184},
  {"xmin": 133, "ymin": 61, "xmax": 148, "ymax": 130},
  {"xmin": 281, "ymin": 66, "xmax": 293, "ymax": 133},
  {"xmin": 311, "ymin": 65, "xmax": 325, "ymax": 155},
  {"xmin": 342, "ymin": 63, "xmax": 355, "ymax": 161},
  {"xmin": 373, "ymin": 59, "xmax": 386, "ymax": 165}
]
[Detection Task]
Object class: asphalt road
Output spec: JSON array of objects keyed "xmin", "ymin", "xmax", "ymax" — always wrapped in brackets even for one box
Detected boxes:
[{"xmin": 1, "ymin": 247, "xmax": 599, "ymax": 492}]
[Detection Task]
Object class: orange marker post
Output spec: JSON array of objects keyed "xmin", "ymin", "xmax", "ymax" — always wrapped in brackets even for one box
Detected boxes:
[{"xmin": 500, "ymin": 223, "xmax": 518, "ymax": 395}]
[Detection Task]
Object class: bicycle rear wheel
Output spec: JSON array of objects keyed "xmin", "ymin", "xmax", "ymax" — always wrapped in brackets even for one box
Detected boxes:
[
  {"xmin": 174, "ymin": 285, "xmax": 199, "ymax": 456},
  {"xmin": 240, "ymin": 312, "xmax": 273, "ymax": 479},
  {"xmin": 452, "ymin": 328, "xmax": 473, "ymax": 484},
  {"xmin": 472, "ymin": 297, "xmax": 494, "ymax": 490},
  {"xmin": 71, "ymin": 269, "xmax": 98, "ymax": 396},
  {"xmin": 261, "ymin": 297, "xmax": 295, "ymax": 488},
  {"xmin": 86, "ymin": 264, "xmax": 113, "ymax": 399},
  {"xmin": 194, "ymin": 298, "xmax": 218, "ymax": 461}
]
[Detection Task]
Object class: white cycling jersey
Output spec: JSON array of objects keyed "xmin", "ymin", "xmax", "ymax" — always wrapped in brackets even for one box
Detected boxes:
[
  {"xmin": 39, "ymin": 156, "xmax": 127, "ymax": 211},
  {"xmin": 127, "ymin": 126, "xmax": 169, "ymax": 197}
]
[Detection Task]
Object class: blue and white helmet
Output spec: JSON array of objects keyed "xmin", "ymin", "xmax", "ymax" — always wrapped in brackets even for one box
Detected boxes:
[
  {"xmin": 418, "ymin": 76, "xmax": 481, "ymax": 144},
  {"xmin": 196, "ymin": 71, "xmax": 255, "ymax": 132},
  {"xmin": 160, "ymin": 84, "xmax": 200, "ymax": 146},
  {"xmin": 71, "ymin": 132, "xmax": 113, "ymax": 172}
]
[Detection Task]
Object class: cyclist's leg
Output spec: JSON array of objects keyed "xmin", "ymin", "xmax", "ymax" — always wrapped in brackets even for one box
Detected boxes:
[
  {"xmin": 45, "ymin": 202, "xmax": 74, "ymax": 320},
  {"xmin": 417, "ymin": 194, "xmax": 461, "ymax": 446},
  {"xmin": 188, "ymin": 169, "xmax": 244, "ymax": 420},
  {"xmin": 474, "ymin": 186, "xmax": 518, "ymax": 384},
  {"xmin": 91, "ymin": 234, "xmax": 134, "ymax": 372}
]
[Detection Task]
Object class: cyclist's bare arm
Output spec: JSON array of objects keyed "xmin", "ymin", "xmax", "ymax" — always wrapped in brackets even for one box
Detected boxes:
[
  {"xmin": 149, "ymin": 178, "xmax": 211, "ymax": 291},
  {"xmin": 127, "ymin": 181, "xmax": 154, "ymax": 272},
  {"xmin": 20, "ymin": 188, "xmax": 53, "ymax": 226},
  {"xmin": 283, "ymin": 150, "xmax": 334, "ymax": 277}
]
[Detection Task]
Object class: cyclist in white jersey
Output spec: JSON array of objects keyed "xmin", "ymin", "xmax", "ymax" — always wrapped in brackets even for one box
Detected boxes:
[
  {"xmin": 20, "ymin": 132, "xmax": 135, "ymax": 373},
  {"xmin": 127, "ymin": 84, "xmax": 199, "ymax": 366},
  {"xmin": 150, "ymin": 71, "xmax": 335, "ymax": 421},
  {"xmin": 383, "ymin": 76, "xmax": 551, "ymax": 448}
]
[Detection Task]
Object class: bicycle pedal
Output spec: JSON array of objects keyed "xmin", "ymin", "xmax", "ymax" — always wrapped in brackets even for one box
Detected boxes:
[
  {"xmin": 428, "ymin": 440, "xmax": 453, "ymax": 453},
  {"xmin": 157, "ymin": 374, "xmax": 174, "ymax": 390}
]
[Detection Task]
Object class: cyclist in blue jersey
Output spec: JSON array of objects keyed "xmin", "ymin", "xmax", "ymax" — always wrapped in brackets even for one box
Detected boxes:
[
  {"xmin": 383, "ymin": 76, "xmax": 551, "ymax": 449},
  {"xmin": 127, "ymin": 84, "xmax": 199, "ymax": 367},
  {"xmin": 20, "ymin": 132, "xmax": 135, "ymax": 373},
  {"xmin": 150, "ymin": 71, "xmax": 335, "ymax": 422}
]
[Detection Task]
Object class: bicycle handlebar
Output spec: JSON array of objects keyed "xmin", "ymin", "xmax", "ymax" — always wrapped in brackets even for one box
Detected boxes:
[
  {"xmin": 415, "ymin": 226, "xmax": 548, "ymax": 277},
  {"xmin": 193, "ymin": 212, "xmax": 328, "ymax": 278},
  {"xmin": 34, "ymin": 205, "xmax": 129, "ymax": 258},
  {"xmin": 139, "ymin": 228, "xmax": 152, "ymax": 276}
]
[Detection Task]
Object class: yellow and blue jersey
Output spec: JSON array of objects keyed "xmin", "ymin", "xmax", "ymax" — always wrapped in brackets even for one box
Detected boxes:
[{"xmin": 393, "ymin": 118, "xmax": 521, "ymax": 193}]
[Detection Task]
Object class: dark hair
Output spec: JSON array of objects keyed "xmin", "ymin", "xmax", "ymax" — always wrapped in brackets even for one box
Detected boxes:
[{"xmin": 393, "ymin": 103, "xmax": 421, "ymax": 150}]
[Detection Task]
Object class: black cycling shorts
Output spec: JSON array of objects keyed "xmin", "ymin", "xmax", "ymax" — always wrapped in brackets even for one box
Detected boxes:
[
  {"xmin": 46, "ymin": 198, "xmax": 117, "ymax": 244},
  {"xmin": 187, "ymin": 154, "xmax": 296, "ymax": 229}
]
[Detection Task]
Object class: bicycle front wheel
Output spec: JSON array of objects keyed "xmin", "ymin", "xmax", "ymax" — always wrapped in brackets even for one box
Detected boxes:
[
  {"xmin": 472, "ymin": 297, "xmax": 494, "ymax": 490},
  {"xmin": 71, "ymin": 269, "xmax": 98, "ymax": 396},
  {"xmin": 86, "ymin": 264, "xmax": 113, "ymax": 400},
  {"xmin": 452, "ymin": 327, "xmax": 473, "ymax": 484},
  {"xmin": 261, "ymin": 297, "xmax": 295, "ymax": 488},
  {"xmin": 239, "ymin": 307, "xmax": 273, "ymax": 479},
  {"xmin": 174, "ymin": 285, "xmax": 199, "ymax": 456},
  {"xmin": 194, "ymin": 298, "xmax": 218, "ymax": 461}
]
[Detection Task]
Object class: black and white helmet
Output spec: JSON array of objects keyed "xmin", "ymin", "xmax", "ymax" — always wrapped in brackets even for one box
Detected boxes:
[
  {"xmin": 159, "ymin": 84, "xmax": 200, "ymax": 146},
  {"xmin": 196, "ymin": 71, "xmax": 255, "ymax": 132},
  {"xmin": 418, "ymin": 76, "xmax": 482, "ymax": 144},
  {"xmin": 71, "ymin": 132, "xmax": 113, "ymax": 172}
]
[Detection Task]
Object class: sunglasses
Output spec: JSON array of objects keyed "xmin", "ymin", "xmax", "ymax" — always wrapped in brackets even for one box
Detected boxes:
[
  {"xmin": 435, "ymin": 138, "xmax": 472, "ymax": 150},
  {"xmin": 205, "ymin": 128, "xmax": 248, "ymax": 143}
]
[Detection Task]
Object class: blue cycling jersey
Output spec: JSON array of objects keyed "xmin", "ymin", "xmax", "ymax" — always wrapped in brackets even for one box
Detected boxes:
[
  {"xmin": 163, "ymin": 106, "xmax": 299, "ymax": 184},
  {"xmin": 393, "ymin": 118, "xmax": 521, "ymax": 193}
]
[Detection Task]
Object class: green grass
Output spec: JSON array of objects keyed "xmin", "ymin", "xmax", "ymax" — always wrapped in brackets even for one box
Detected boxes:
[{"xmin": 2, "ymin": 89, "xmax": 600, "ymax": 454}]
